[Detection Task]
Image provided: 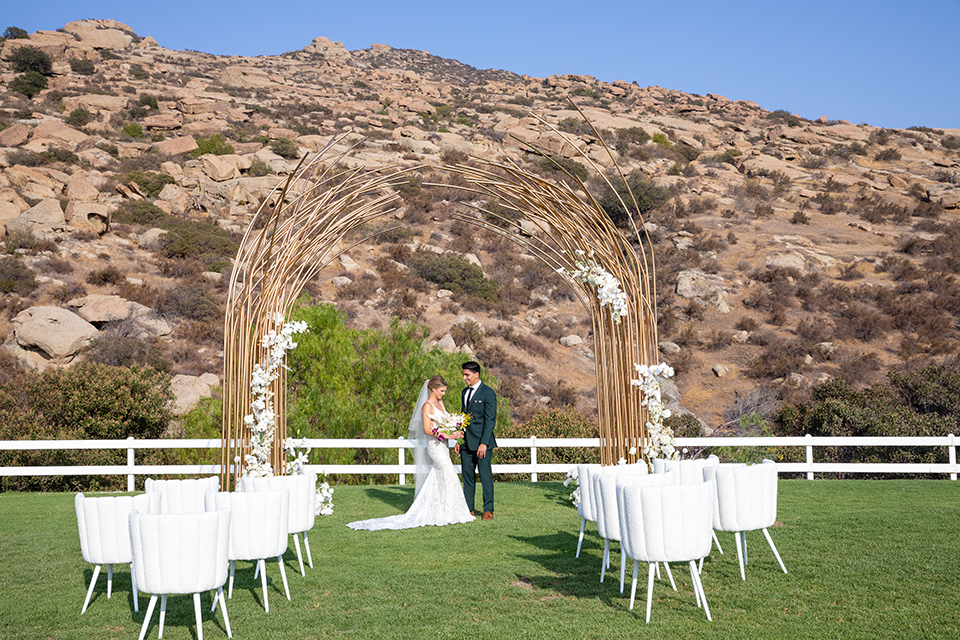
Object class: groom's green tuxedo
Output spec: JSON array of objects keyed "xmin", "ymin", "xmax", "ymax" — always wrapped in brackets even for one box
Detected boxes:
[{"xmin": 461, "ymin": 382, "xmax": 497, "ymax": 513}]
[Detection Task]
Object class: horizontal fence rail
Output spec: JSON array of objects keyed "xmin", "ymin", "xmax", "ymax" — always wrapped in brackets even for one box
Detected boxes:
[{"xmin": 1, "ymin": 435, "xmax": 957, "ymax": 488}]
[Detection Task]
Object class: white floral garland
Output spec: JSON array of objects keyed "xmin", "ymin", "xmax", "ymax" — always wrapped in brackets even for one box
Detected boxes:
[
  {"xmin": 631, "ymin": 362, "xmax": 679, "ymax": 464},
  {"xmin": 238, "ymin": 315, "xmax": 335, "ymax": 516},
  {"xmin": 560, "ymin": 250, "xmax": 628, "ymax": 324}
]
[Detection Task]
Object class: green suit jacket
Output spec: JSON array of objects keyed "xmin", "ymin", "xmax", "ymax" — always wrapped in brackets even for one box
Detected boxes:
[{"xmin": 462, "ymin": 382, "xmax": 497, "ymax": 451}]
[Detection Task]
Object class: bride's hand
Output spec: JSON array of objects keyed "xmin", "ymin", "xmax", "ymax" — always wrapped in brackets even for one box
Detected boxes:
[{"xmin": 451, "ymin": 430, "xmax": 463, "ymax": 439}]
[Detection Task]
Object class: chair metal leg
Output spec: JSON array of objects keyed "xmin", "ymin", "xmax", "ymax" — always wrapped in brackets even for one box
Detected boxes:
[
  {"xmin": 712, "ymin": 530, "xmax": 724, "ymax": 554},
  {"xmin": 629, "ymin": 560, "xmax": 640, "ymax": 610},
  {"xmin": 138, "ymin": 595, "xmax": 158, "ymax": 640},
  {"xmin": 698, "ymin": 556, "xmax": 703, "ymax": 574},
  {"xmin": 600, "ymin": 539, "xmax": 610, "ymax": 582},
  {"xmin": 575, "ymin": 517, "xmax": 586, "ymax": 558},
  {"xmin": 193, "ymin": 592, "xmax": 204, "ymax": 640},
  {"xmin": 742, "ymin": 531, "xmax": 749, "ymax": 565},
  {"xmin": 645, "ymin": 563, "xmax": 656, "ymax": 623},
  {"xmin": 303, "ymin": 532, "xmax": 313, "ymax": 569},
  {"xmin": 260, "ymin": 559, "xmax": 270, "ymax": 613},
  {"xmin": 619, "ymin": 551, "xmax": 627, "ymax": 593},
  {"xmin": 690, "ymin": 560, "xmax": 712, "ymax": 621},
  {"xmin": 159, "ymin": 594, "xmax": 168, "ymax": 638},
  {"xmin": 217, "ymin": 587, "xmax": 232, "ymax": 638},
  {"xmin": 292, "ymin": 534, "xmax": 305, "ymax": 576},
  {"xmin": 734, "ymin": 531, "xmax": 746, "ymax": 580},
  {"xmin": 253, "ymin": 559, "xmax": 259, "ymax": 579},
  {"xmin": 664, "ymin": 562, "xmax": 677, "ymax": 592},
  {"xmin": 278, "ymin": 555, "xmax": 290, "ymax": 600},
  {"xmin": 131, "ymin": 563, "xmax": 139, "ymax": 613},
  {"xmin": 762, "ymin": 528, "xmax": 788, "ymax": 573},
  {"xmin": 228, "ymin": 560, "xmax": 235, "ymax": 598},
  {"xmin": 82, "ymin": 564, "xmax": 101, "ymax": 614},
  {"xmin": 691, "ymin": 560, "xmax": 702, "ymax": 608},
  {"xmin": 106, "ymin": 564, "xmax": 113, "ymax": 599}
]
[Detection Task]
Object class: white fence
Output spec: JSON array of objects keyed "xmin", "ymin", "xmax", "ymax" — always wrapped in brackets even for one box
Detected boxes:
[{"xmin": 1, "ymin": 435, "xmax": 957, "ymax": 490}]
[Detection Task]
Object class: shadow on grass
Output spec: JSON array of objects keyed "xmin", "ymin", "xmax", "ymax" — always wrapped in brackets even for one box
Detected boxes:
[{"xmin": 360, "ymin": 486, "xmax": 414, "ymax": 511}]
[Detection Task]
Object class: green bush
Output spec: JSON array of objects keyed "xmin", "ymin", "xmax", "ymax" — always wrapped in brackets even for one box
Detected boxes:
[
  {"xmin": 598, "ymin": 169, "xmax": 673, "ymax": 226},
  {"xmin": 2, "ymin": 26, "xmax": 29, "ymax": 40},
  {"xmin": 112, "ymin": 199, "xmax": 167, "ymax": 224},
  {"xmin": 157, "ymin": 217, "xmax": 239, "ymax": 269},
  {"xmin": 0, "ymin": 257, "xmax": 37, "ymax": 294},
  {"xmin": 192, "ymin": 134, "xmax": 234, "ymax": 157},
  {"xmin": 69, "ymin": 58, "xmax": 96, "ymax": 75},
  {"xmin": 409, "ymin": 252, "xmax": 498, "ymax": 301},
  {"xmin": 496, "ymin": 407, "xmax": 600, "ymax": 480},
  {"xmin": 652, "ymin": 132, "xmax": 671, "ymax": 148},
  {"xmin": 774, "ymin": 367, "xmax": 960, "ymax": 476},
  {"xmin": 247, "ymin": 158, "xmax": 274, "ymax": 176},
  {"xmin": 129, "ymin": 63, "xmax": 149, "ymax": 80},
  {"xmin": 286, "ymin": 301, "xmax": 510, "ymax": 483},
  {"xmin": 0, "ymin": 363, "xmax": 174, "ymax": 491},
  {"xmin": 121, "ymin": 171, "xmax": 175, "ymax": 198},
  {"xmin": 270, "ymin": 137, "xmax": 300, "ymax": 159},
  {"xmin": 138, "ymin": 93, "xmax": 159, "ymax": 109},
  {"xmin": 121, "ymin": 122, "xmax": 143, "ymax": 138},
  {"xmin": 10, "ymin": 70, "xmax": 47, "ymax": 98},
  {"xmin": 158, "ymin": 283, "xmax": 221, "ymax": 321},
  {"xmin": 537, "ymin": 155, "xmax": 588, "ymax": 181},
  {"xmin": 66, "ymin": 107, "xmax": 92, "ymax": 127},
  {"xmin": 9, "ymin": 46, "xmax": 51, "ymax": 74},
  {"xmin": 82, "ymin": 335, "xmax": 171, "ymax": 372}
]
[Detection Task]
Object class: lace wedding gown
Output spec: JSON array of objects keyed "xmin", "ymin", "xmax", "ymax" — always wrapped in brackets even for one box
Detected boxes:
[{"xmin": 347, "ymin": 404, "xmax": 474, "ymax": 531}]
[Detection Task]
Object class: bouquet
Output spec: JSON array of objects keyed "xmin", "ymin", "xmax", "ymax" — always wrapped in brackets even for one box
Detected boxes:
[{"xmin": 431, "ymin": 412, "xmax": 470, "ymax": 443}]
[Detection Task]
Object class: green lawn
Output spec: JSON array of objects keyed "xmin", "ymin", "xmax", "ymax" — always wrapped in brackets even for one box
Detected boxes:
[{"xmin": 1, "ymin": 480, "xmax": 957, "ymax": 639}]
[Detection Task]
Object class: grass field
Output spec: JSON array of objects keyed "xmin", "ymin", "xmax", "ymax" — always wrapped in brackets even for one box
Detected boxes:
[{"xmin": 1, "ymin": 480, "xmax": 957, "ymax": 639}]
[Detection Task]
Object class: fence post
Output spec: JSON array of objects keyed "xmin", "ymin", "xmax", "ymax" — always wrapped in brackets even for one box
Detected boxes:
[
  {"xmin": 805, "ymin": 434, "xmax": 814, "ymax": 480},
  {"xmin": 126, "ymin": 436, "xmax": 135, "ymax": 492},
  {"xmin": 398, "ymin": 437, "xmax": 406, "ymax": 485},
  {"xmin": 950, "ymin": 434, "xmax": 956, "ymax": 481},
  {"xmin": 531, "ymin": 436, "xmax": 537, "ymax": 483}
]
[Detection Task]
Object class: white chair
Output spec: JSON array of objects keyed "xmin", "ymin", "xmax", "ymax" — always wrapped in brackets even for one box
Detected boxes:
[
  {"xmin": 75, "ymin": 492, "xmax": 162, "ymax": 614},
  {"xmin": 620, "ymin": 480, "xmax": 716, "ymax": 623},
  {"xmin": 129, "ymin": 509, "xmax": 232, "ymax": 640},
  {"xmin": 592, "ymin": 464, "xmax": 648, "ymax": 587},
  {"xmin": 145, "ymin": 476, "xmax": 220, "ymax": 514},
  {"xmin": 652, "ymin": 456, "xmax": 724, "ymax": 557},
  {"xmin": 241, "ymin": 473, "xmax": 316, "ymax": 575},
  {"xmin": 614, "ymin": 473, "xmax": 676, "ymax": 593},
  {"xmin": 574, "ymin": 464, "xmax": 601, "ymax": 558},
  {"xmin": 703, "ymin": 459, "xmax": 787, "ymax": 580},
  {"xmin": 205, "ymin": 489, "xmax": 291, "ymax": 613}
]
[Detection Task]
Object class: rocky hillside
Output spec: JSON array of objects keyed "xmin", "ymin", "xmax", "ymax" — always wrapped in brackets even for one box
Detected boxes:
[{"xmin": 1, "ymin": 19, "xmax": 958, "ymax": 430}]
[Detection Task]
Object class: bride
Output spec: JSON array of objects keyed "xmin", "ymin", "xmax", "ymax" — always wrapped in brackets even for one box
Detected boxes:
[{"xmin": 347, "ymin": 375, "xmax": 475, "ymax": 530}]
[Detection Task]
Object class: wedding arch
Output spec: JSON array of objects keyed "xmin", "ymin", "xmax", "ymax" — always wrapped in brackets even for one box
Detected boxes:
[{"xmin": 220, "ymin": 112, "xmax": 660, "ymax": 490}]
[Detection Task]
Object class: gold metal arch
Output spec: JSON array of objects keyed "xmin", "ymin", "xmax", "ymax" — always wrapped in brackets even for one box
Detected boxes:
[{"xmin": 220, "ymin": 118, "xmax": 659, "ymax": 490}]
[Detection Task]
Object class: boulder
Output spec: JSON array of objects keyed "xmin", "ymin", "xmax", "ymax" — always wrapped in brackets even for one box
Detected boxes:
[
  {"xmin": 676, "ymin": 269, "xmax": 728, "ymax": 299},
  {"xmin": 63, "ymin": 20, "xmax": 134, "ymax": 49},
  {"xmin": 659, "ymin": 341, "xmax": 681, "ymax": 355},
  {"xmin": 12, "ymin": 306, "xmax": 99, "ymax": 360},
  {"xmin": 153, "ymin": 136, "xmax": 198, "ymax": 156},
  {"xmin": 157, "ymin": 183, "xmax": 190, "ymax": 214},
  {"xmin": 67, "ymin": 294, "xmax": 136, "ymax": 322},
  {"xmin": 143, "ymin": 112, "xmax": 183, "ymax": 130},
  {"xmin": 437, "ymin": 333, "xmax": 457, "ymax": 353},
  {"xmin": 765, "ymin": 252, "xmax": 807, "ymax": 271},
  {"xmin": 0, "ymin": 124, "xmax": 31, "ymax": 147},
  {"xmin": 128, "ymin": 306, "xmax": 171, "ymax": 338},
  {"xmin": 33, "ymin": 120, "xmax": 89, "ymax": 147},
  {"xmin": 560, "ymin": 334, "xmax": 583, "ymax": 347},
  {"xmin": 330, "ymin": 276, "xmax": 353, "ymax": 288},
  {"xmin": 170, "ymin": 374, "xmax": 215, "ymax": 415},
  {"xmin": 138, "ymin": 228, "xmax": 168, "ymax": 249},
  {"xmin": 0, "ymin": 201, "xmax": 21, "ymax": 230},
  {"xmin": 65, "ymin": 173, "xmax": 103, "ymax": 201},
  {"xmin": 712, "ymin": 364, "xmax": 730, "ymax": 378},
  {"xmin": 65, "ymin": 94, "xmax": 132, "ymax": 112},
  {"xmin": 199, "ymin": 154, "xmax": 240, "ymax": 181},
  {"xmin": 5, "ymin": 199, "xmax": 67, "ymax": 237},
  {"xmin": 338, "ymin": 254, "xmax": 360, "ymax": 273},
  {"xmin": 64, "ymin": 201, "xmax": 109, "ymax": 234}
]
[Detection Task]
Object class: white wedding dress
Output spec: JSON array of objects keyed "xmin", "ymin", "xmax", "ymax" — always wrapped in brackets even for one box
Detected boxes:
[{"xmin": 347, "ymin": 384, "xmax": 474, "ymax": 531}]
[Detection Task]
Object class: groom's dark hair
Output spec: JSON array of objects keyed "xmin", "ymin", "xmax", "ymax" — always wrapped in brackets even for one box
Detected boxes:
[{"xmin": 462, "ymin": 361, "xmax": 481, "ymax": 374}]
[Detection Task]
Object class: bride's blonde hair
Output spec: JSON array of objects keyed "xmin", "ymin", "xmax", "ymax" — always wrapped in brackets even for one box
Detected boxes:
[{"xmin": 427, "ymin": 375, "xmax": 447, "ymax": 390}]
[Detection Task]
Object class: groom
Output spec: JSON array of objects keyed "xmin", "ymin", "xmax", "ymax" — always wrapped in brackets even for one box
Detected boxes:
[{"xmin": 458, "ymin": 361, "xmax": 497, "ymax": 520}]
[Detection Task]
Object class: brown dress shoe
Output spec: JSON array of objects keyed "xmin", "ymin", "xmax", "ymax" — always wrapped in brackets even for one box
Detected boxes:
[
  {"xmin": 482, "ymin": 511, "xmax": 494, "ymax": 520},
  {"xmin": 470, "ymin": 511, "xmax": 475, "ymax": 516}
]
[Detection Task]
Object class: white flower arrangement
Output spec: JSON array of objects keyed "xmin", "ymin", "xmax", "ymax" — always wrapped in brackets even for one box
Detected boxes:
[
  {"xmin": 560, "ymin": 250, "xmax": 628, "ymax": 324},
  {"xmin": 284, "ymin": 436, "xmax": 335, "ymax": 516},
  {"xmin": 242, "ymin": 314, "xmax": 309, "ymax": 479},
  {"xmin": 631, "ymin": 362, "xmax": 679, "ymax": 465},
  {"xmin": 564, "ymin": 466, "xmax": 581, "ymax": 507}
]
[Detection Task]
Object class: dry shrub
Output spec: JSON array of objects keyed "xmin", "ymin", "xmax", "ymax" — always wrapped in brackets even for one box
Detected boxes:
[
  {"xmin": 837, "ymin": 349, "xmax": 883, "ymax": 386},
  {"xmin": 746, "ymin": 336, "xmax": 804, "ymax": 379},
  {"xmin": 85, "ymin": 265, "xmax": 125, "ymax": 286},
  {"xmin": 704, "ymin": 329, "xmax": 730, "ymax": 350},
  {"xmin": 336, "ymin": 273, "xmax": 379, "ymax": 301},
  {"xmin": 735, "ymin": 315, "xmax": 760, "ymax": 332},
  {"xmin": 545, "ymin": 380, "xmax": 578, "ymax": 409}
]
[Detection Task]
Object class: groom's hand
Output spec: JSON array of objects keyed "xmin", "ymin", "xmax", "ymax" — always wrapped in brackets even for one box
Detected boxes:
[
  {"xmin": 477, "ymin": 443, "xmax": 487, "ymax": 459},
  {"xmin": 454, "ymin": 443, "xmax": 460, "ymax": 454}
]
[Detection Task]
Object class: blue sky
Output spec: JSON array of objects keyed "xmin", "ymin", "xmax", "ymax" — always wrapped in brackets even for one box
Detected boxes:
[{"xmin": 7, "ymin": 1, "xmax": 958, "ymax": 130}]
